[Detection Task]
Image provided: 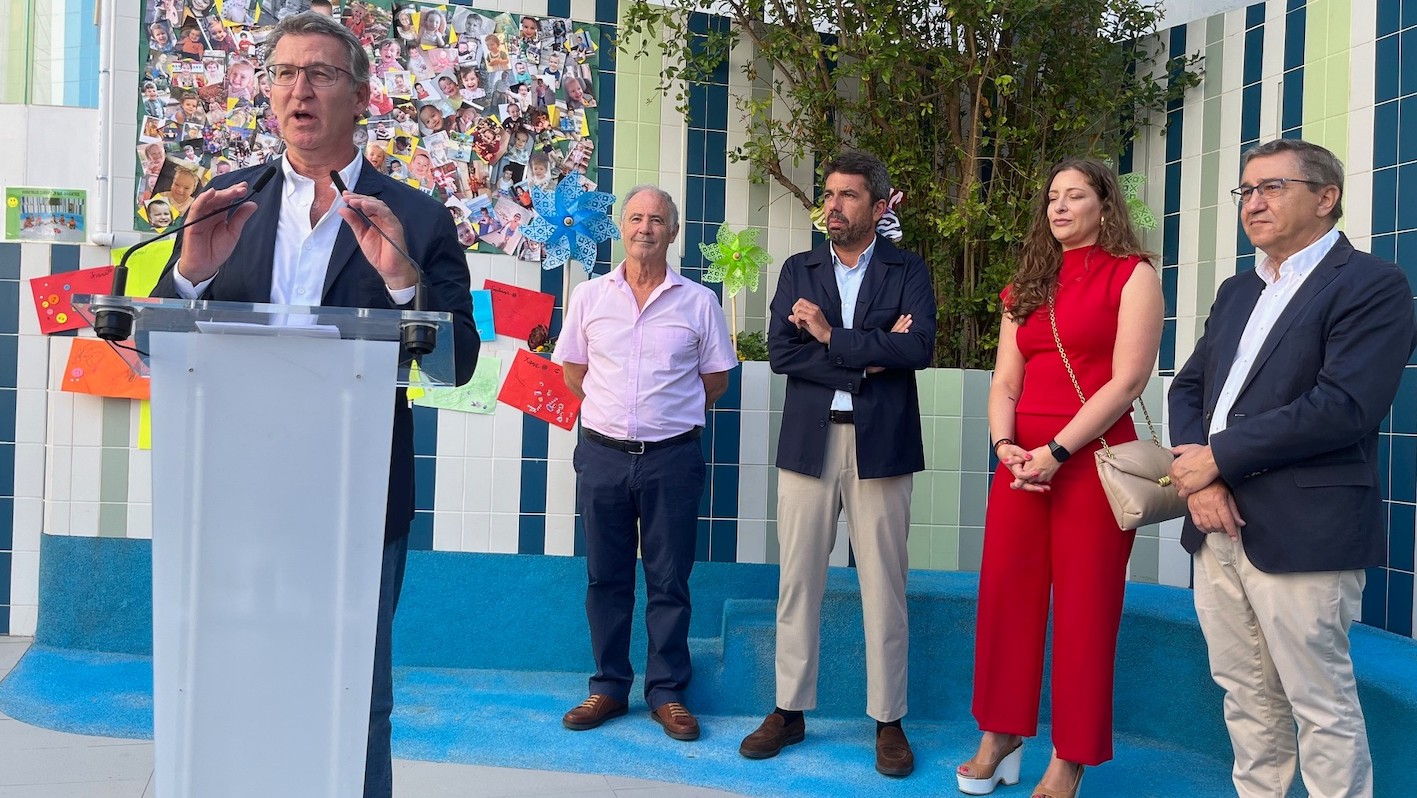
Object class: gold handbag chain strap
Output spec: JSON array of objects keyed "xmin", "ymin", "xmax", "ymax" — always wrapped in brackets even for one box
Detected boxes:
[{"xmin": 1046, "ymin": 294, "xmax": 1162, "ymax": 459}]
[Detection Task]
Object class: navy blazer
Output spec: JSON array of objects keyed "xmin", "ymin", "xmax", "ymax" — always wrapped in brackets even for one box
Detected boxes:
[
  {"xmin": 152, "ymin": 160, "xmax": 479, "ymax": 542},
  {"xmin": 1169, "ymin": 233, "xmax": 1415, "ymax": 573},
  {"xmin": 769, "ymin": 236, "xmax": 937, "ymax": 479}
]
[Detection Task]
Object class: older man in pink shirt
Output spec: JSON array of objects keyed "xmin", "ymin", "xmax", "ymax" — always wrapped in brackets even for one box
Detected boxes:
[{"xmin": 553, "ymin": 185, "xmax": 737, "ymax": 742}]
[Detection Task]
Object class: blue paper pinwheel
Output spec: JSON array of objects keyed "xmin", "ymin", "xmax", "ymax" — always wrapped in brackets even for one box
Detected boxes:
[{"xmin": 520, "ymin": 178, "xmax": 619, "ymax": 273}]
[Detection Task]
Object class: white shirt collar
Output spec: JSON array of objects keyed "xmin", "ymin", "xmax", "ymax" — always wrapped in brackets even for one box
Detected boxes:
[
  {"xmin": 280, "ymin": 151, "xmax": 364, "ymax": 201},
  {"xmin": 1258, "ymin": 227, "xmax": 1339, "ymax": 285},
  {"xmin": 831, "ymin": 235, "xmax": 877, "ymax": 271},
  {"xmin": 609, "ymin": 260, "xmax": 683, "ymax": 288}
]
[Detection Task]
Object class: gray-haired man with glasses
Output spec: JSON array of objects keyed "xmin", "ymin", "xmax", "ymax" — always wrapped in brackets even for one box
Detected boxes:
[
  {"xmin": 1169, "ymin": 138, "xmax": 1415, "ymax": 798},
  {"xmin": 151, "ymin": 12, "xmax": 478, "ymax": 798}
]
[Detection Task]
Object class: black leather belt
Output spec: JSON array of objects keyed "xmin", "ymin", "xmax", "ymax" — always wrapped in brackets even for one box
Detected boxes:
[
  {"xmin": 583, "ymin": 426, "xmax": 702, "ymax": 454},
  {"xmin": 829, "ymin": 410, "xmax": 855, "ymax": 424}
]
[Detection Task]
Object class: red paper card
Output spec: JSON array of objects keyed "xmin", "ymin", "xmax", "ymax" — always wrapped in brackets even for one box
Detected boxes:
[
  {"xmin": 497, "ymin": 349, "xmax": 581, "ymax": 431},
  {"xmin": 483, "ymin": 279, "xmax": 554, "ymax": 341},
  {"xmin": 61, "ymin": 338, "xmax": 150, "ymax": 401},
  {"xmin": 30, "ymin": 266, "xmax": 116, "ymax": 334}
]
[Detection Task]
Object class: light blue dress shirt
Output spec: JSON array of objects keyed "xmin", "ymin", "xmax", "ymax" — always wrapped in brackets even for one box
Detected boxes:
[{"xmin": 829, "ymin": 238, "xmax": 876, "ymax": 412}]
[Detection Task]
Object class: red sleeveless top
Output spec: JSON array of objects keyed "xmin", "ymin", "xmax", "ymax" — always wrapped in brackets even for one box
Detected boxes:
[{"xmin": 1004, "ymin": 245, "xmax": 1145, "ymax": 417}]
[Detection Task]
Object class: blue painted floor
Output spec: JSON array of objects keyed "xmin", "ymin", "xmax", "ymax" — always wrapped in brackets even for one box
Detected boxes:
[{"xmin": 0, "ymin": 645, "xmax": 1242, "ymax": 797}]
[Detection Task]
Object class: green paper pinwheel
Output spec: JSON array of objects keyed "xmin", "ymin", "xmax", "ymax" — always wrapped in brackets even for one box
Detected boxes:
[
  {"xmin": 1119, "ymin": 172, "xmax": 1158, "ymax": 232},
  {"xmin": 700, "ymin": 222, "xmax": 772, "ymax": 351}
]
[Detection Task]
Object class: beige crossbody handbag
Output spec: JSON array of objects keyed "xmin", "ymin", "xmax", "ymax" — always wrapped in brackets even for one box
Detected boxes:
[{"xmin": 1047, "ymin": 296, "xmax": 1188, "ymax": 530}]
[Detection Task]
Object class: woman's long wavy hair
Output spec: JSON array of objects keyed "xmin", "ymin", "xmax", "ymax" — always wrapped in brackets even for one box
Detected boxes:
[{"xmin": 1006, "ymin": 158, "xmax": 1152, "ymax": 322}]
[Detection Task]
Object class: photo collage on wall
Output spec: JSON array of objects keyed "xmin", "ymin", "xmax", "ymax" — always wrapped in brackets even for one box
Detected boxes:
[{"xmin": 135, "ymin": 0, "xmax": 601, "ymax": 263}]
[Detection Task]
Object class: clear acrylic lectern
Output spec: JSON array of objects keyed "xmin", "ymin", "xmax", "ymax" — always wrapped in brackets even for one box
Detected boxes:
[{"xmin": 74, "ymin": 296, "xmax": 457, "ymax": 798}]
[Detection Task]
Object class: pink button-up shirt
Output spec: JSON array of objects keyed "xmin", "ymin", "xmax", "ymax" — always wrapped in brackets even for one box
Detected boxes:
[{"xmin": 554, "ymin": 262, "xmax": 737, "ymax": 441}]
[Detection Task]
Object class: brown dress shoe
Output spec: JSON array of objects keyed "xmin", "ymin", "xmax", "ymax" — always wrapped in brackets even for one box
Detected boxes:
[
  {"xmin": 562, "ymin": 694, "xmax": 627, "ymax": 730},
  {"xmin": 738, "ymin": 712, "xmax": 806, "ymax": 759},
  {"xmin": 875, "ymin": 726, "xmax": 914, "ymax": 777},
  {"xmin": 651, "ymin": 702, "xmax": 701, "ymax": 741}
]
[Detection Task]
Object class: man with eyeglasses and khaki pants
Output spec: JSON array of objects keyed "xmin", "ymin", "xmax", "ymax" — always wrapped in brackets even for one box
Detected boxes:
[
  {"xmin": 1168, "ymin": 138, "xmax": 1415, "ymax": 798},
  {"xmin": 151, "ymin": 12, "xmax": 478, "ymax": 798}
]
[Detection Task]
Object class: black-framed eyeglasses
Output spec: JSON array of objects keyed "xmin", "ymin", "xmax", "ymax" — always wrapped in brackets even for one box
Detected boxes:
[
  {"xmin": 1230, "ymin": 177, "xmax": 1324, "ymax": 206},
  {"xmin": 265, "ymin": 63, "xmax": 353, "ymax": 87}
]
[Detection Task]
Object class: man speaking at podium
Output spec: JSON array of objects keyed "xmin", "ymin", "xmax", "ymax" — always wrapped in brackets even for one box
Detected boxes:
[{"xmin": 151, "ymin": 13, "xmax": 477, "ymax": 798}]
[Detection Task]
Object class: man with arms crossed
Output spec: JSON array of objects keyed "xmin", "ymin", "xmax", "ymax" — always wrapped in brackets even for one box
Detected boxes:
[
  {"xmin": 152, "ymin": 14, "xmax": 478, "ymax": 797},
  {"xmin": 740, "ymin": 150, "xmax": 936, "ymax": 777},
  {"xmin": 554, "ymin": 185, "xmax": 737, "ymax": 742},
  {"xmin": 1169, "ymin": 138, "xmax": 1416, "ymax": 798}
]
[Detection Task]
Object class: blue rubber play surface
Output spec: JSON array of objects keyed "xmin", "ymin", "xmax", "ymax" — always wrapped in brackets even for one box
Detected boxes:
[
  {"xmin": 15, "ymin": 540, "xmax": 1417, "ymax": 796},
  {"xmin": 0, "ymin": 645, "xmax": 1239, "ymax": 798}
]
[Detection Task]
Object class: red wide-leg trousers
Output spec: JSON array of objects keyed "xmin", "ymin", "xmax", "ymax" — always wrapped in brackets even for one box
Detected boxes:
[{"xmin": 971, "ymin": 413, "xmax": 1137, "ymax": 766}]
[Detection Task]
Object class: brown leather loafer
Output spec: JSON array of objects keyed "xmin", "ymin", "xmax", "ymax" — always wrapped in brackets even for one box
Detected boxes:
[
  {"xmin": 651, "ymin": 702, "xmax": 701, "ymax": 741},
  {"xmin": 876, "ymin": 726, "xmax": 914, "ymax": 777},
  {"xmin": 738, "ymin": 712, "xmax": 806, "ymax": 759},
  {"xmin": 562, "ymin": 694, "xmax": 627, "ymax": 731}
]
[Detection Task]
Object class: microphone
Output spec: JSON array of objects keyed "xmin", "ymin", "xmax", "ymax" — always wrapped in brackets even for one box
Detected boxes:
[
  {"xmin": 94, "ymin": 166, "xmax": 278, "ymax": 341},
  {"xmin": 328, "ymin": 170, "xmax": 436, "ymax": 357}
]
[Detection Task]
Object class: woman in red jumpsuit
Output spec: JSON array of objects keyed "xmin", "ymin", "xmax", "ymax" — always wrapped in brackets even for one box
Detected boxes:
[{"xmin": 957, "ymin": 159, "xmax": 1163, "ymax": 798}]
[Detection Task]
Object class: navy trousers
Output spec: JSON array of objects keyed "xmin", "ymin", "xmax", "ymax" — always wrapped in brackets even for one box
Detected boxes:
[
  {"xmin": 574, "ymin": 433, "xmax": 705, "ymax": 710},
  {"xmin": 364, "ymin": 533, "xmax": 408, "ymax": 798}
]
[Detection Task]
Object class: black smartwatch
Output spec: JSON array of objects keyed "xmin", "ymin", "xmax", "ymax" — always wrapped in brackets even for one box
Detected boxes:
[{"xmin": 1047, "ymin": 439, "xmax": 1071, "ymax": 463}]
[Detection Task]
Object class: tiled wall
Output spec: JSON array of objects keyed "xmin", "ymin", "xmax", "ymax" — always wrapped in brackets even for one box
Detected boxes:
[{"xmin": 4, "ymin": 0, "xmax": 1417, "ymax": 639}]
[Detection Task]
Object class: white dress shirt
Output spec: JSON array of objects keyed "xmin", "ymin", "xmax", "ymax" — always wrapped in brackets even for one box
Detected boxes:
[
  {"xmin": 175, "ymin": 153, "xmax": 416, "ymax": 306},
  {"xmin": 1209, "ymin": 227, "xmax": 1339, "ymax": 436},
  {"xmin": 829, "ymin": 237, "xmax": 875, "ymax": 412}
]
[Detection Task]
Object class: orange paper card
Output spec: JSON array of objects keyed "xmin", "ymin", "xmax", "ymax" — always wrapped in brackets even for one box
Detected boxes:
[
  {"xmin": 30, "ymin": 266, "xmax": 115, "ymax": 334},
  {"xmin": 497, "ymin": 349, "xmax": 581, "ymax": 430},
  {"xmin": 61, "ymin": 338, "xmax": 150, "ymax": 400},
  {"xmin": 483, "ymin": 279, "xmax": 554, "ymax": 341}
]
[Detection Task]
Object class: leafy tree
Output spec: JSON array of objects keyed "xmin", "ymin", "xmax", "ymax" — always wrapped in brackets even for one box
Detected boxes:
[{"xmin": 621, "ymin": 0, "xmax": 1200, "ymax": 367}]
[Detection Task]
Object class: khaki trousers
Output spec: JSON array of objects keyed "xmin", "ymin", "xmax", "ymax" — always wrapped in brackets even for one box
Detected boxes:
[
  {"xmin": 1194, "ymin": 532, "xmax": 1371, "ymax": 798},
  {"xmin": 775, "ymin": 423, "xmax": 912, "ymax": 722}
]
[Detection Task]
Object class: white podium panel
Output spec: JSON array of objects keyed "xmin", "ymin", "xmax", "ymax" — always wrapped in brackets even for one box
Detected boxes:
[{"xmin": 148, "ymin": 331, "xmax": 398, "ymax": 798}]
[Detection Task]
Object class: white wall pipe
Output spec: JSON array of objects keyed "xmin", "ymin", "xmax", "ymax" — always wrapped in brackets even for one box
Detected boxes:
[{"xmin": 91, "ymin": 0, "xmax": 143, "ymax": 247}]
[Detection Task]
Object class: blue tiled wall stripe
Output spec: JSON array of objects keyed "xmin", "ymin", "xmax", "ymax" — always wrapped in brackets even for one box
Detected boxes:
[
  {"xmin": 518, "ymin": 514, "xmax": 546, "ymax": 556},
  {"xmin": 1377, "ymin": 0, "xmax": 1399, "ymax": 37},
  {"xmin": 682, "ymin": 11, "xmax": 738, "ymax": 562},
  {"xmin": 50, "ymin": 245, "xmax": 79, "ymax": 274},
  {"xmin": 411, "ymin": 405, "xmax": 439, "ymax": 551},
  {"xmin": 518, "ymin": 416, "xmax": 548, "ymax": 555},
  {"xmin": 1388, "ymin": 570, "xmax": 1415, "ymax": 637},
  {"xmin": 1374, "ymin": 0, "xmax": 1406, "ymax": 265},
  {"xmin": 1159, "ymin": 25, "xmax": 1187, "ymax": 375},
  {"xmin": 0, "ymin": 282, "xmax": 16, "ymax": 338},
  {"xmin": 0, "ymin": 242, "xmax": 16, "ymax": 635},
  {"xmin": 0, "ymin": 499, "xmax": 10, "ymax": 557},
  {"xmin": 1363, "ymin": 564, "xmax": 1389, "ymax": 632},
  {"xmin": 1281, "ymin": 3, "xmax": 1305, "ymax": 138},
  {"xmin": 1236, "ymin": 4, "xmax": 1266, "ymax": 271},
  {"xmin": 0, "ymin": 245, "xmax": 18, "ymax": 281},
  {"xmin": 589, "ymin": 0, "xmax": 616, "ymax": 277},
  {"xmin": 1370, "ymin": 0, "xmax": 1417, "ymax": 636},
  {"xmin": 0, "ymin": 553, "xmax": 9, "ymax": 634}
]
